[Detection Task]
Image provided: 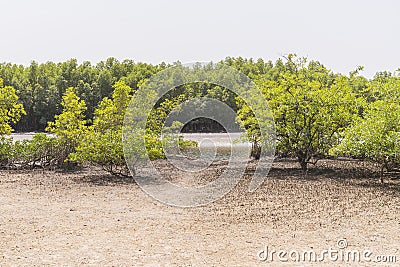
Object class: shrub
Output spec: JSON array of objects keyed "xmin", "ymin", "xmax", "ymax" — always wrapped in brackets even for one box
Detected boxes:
[
  {"xmin": 238, "ymin": 55, "xmax": 360, "ymax": 170},
  {"xmin": 46, "ymin": 88, "xmax": 88, "ymax": 167},
  {"xmin": 70, "ymin": 81, "xmax": 133, "ymax": 176},
  {"xmin": 331, "ymin": 100, "xmax": 400, "ymax": 183},
  {"xmin": 70, "ymin": 129, "xmax": 129, "ymax": 176},
  {"xmin": 0, "ymin": 78, "xmax": 26, "ymax": 135},
  {"xmin": 0, "ymin": 134, "xmax": 66, "ymax": 170},
  {"xmin": 0, "ymin": 136, "xmax": 13, "ymax": 168}
]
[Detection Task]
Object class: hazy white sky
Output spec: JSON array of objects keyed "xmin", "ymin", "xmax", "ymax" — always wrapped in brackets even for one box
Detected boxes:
[{"xmin": 1, "ymin": 0, "xmax": 399, "ymax": 78}]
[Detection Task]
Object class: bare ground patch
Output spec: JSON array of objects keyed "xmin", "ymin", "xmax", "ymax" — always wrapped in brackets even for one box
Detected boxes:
[{"xmin": 0, "ymin": 160, "xmax": 399, "ymax": 266}]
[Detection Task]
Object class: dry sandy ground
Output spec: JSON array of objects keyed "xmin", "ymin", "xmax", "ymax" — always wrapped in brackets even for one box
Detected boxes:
[{"xmin": 0, "ymin": 159, "xmax": 399, "ymax": 266}]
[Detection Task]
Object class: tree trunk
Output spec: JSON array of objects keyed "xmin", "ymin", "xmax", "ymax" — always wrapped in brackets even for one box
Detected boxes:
[
  {"xmin": 296, "ymin": 150, "xmax": 309, "ymax": 171},
  {"xmin": 380, "ymin": 164, "xmax": 385, "ymax": 184},
  {"xmin": 251, "ymin": 141, "xmax": 261, "ymax": 160},
  {"xmin": 298, "ymin": 155, "xmax": 308, "ymax": 172}
]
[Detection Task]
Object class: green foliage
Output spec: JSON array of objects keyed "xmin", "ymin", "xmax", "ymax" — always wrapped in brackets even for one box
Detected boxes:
[
  {"xmin": 46, "ymin": 87, "xmax": 88, "ymax": 142},
  {"xmin": 12, "ymin": 134, "xmax": 63, "ymax": 169},
  {"xmin": 73, "ymin": 81, "xmax": 192, "ymax": 175},
  {"xmin": 332, "ymin": 101, "xmax": 400, "ymax": 163},
  {"xmin": 2, "ymin": 56, "xmax": 400, "ymax": 179},
  {"xmin": 0, "ymin": 78, "xmax": 26, "ymax": 134},
  {"xmin": 0, "ymin": 134, "xmax": 64, "ymax": 170},
  {"xmin": 0, "ymin": 136, "xmax": 13, "ymax": 167},
  {"xmin": 331, "ymin": 75, "xmax": 400, "ymax": 182},
  {"xmin": 144, "ymin": 133, "xmax": 165, "ymax": 161},
  {"xmin": 0, "ymin": 59, "xmax": 163, "ymax": 131},
  {"xmin": 238, "ymin": 55, "xmax": 360, "ymax": 170},
  {"xmin": 146, "ymin": 94, "xmax": 187, "ymax": 134},
  {"xmin": 46, "ymin": 88, "xmax": 88, "ymax": 166},
  {"xmin": 70, "ymin": 130, "xmax": 129, "ymax": 176},
  {"xmin": 71, "ymin": 81, "xmax": 133, "ymax": 176},
  {"xmin": 92, "ymin": 81, "xmax": 132, "ymax": 132},
  {"xmin": 71, "ymin": 80, "xmax": 181, "ymax": 176}
]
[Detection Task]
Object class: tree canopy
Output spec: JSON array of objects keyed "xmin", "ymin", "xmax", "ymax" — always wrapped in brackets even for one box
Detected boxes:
[
  {"xmin": 0, "ymin": 56, "xmax": 399, "ymax": 181},
  {"xmin": 0, "ymin": 78, "xmax": 26, "ymax": 134}
]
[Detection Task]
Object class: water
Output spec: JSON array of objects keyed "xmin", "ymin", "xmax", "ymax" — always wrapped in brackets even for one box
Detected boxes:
[
  {"xmin": 9, "ymin": 133, "xmax": 38, "ymax": 141},
  {"xmin": 9, "ymin": 132, "xmax": 252, "ymax": 160},
  {"xmin": 181, "ymin": 132, "xmax": 251, "ymax": 161},
  {"xmin": 9, "ymin": 133, "xmax": 55, "ymax": 142},
  {"xmin": 182, "ymin": 132, "xmax": 245, "ymax": 146}
]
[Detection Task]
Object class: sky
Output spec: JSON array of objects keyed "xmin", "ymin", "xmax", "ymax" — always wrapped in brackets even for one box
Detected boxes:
[{"xmin": 1, "ymin": 0, "xmax": 399, "ymax": 78}]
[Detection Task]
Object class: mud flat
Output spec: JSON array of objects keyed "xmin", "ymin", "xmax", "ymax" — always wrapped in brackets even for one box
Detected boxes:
[{"xmin": 0, "ymin": 159, "xmax": 399, "ymax": 266}]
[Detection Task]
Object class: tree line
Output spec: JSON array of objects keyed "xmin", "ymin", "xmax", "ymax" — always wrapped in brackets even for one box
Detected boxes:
[
  {"xmin": 0, "ymin": 56, "xmax": 399, "ymax": 182},
  {"xmin": 0, "ymin": 58, "xmax": 164, "ymax": 131}
]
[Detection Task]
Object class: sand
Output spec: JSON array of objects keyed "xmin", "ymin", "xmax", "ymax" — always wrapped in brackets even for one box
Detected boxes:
[{"xmin": 0, "ymin": 159, "xmax": 399, "ymax": 266}]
